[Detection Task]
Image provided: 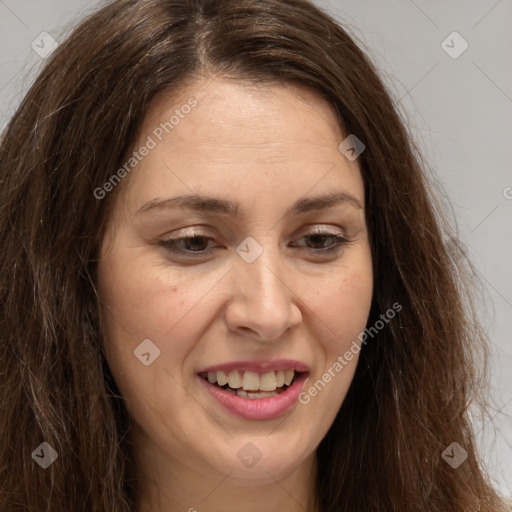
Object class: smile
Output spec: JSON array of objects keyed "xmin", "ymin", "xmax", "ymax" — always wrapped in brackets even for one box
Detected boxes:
[
  {"xmin": 199, "ymin": 369, "xmax": 298, "ymax": 398},
  {"xmin": 197, "ymin": 361, "xmax": 309, "ymax": 420}
]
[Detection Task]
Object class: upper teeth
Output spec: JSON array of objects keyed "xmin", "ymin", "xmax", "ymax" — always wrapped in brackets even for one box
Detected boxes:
[{"xmin": 206, "ymin": 369, "xmax": 295, "ymax": 391}]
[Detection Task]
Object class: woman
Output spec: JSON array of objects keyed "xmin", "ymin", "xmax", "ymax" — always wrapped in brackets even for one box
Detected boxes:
[{"xmin": 0, "ymin": 0, "xmax": 508, "ymax": 510}]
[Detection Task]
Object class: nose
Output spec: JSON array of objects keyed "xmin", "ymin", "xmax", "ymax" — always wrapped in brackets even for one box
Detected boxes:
[{"xmin": 223, "ymin": 245, "xmax": 302, "ymax": 342}]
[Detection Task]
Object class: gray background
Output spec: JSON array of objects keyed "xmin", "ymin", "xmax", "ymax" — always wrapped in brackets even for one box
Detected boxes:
[{"xmin": 0, "ymin": 0, "xmax": 510, "ymax": 497}]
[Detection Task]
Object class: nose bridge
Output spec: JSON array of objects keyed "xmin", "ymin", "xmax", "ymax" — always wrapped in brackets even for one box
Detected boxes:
[
  {"xmin": 239, "ymin": 240, "xmax": 289, "ymax": 309},
  {"xmin": 226, "ymin": 237, "xmax": 300, "ymax": 340}
]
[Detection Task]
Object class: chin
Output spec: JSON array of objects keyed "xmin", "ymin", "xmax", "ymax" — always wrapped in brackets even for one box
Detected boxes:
[{"xmin": 203, "ymin": 434, "xmax": 314, "ymax": 485}]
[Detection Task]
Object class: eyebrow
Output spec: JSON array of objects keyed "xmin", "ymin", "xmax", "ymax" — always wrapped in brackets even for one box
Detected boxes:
[{"xmin": 136, "ymin": 190, "xmax": 363, "ymax": 217}]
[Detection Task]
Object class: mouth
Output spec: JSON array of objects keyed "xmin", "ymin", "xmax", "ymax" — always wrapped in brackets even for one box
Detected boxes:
[
  {"xmin": 196, "ymin": 362, "xmax": 309, "ymax": 420},
  {"xmin": 198, "ymin": 369, "xmax": 300, "ymax": 399}
]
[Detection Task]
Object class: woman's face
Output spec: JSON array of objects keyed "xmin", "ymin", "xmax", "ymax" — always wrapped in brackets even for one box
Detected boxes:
[{"xmin": 97, "ymin": 77, "xmax": 373, "ymax": 488}]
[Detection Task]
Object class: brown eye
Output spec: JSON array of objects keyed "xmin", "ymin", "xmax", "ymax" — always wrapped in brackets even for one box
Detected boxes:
[
  {"xmin": 159, "ymin": 234, "xmax": 219, "ymax": 257},
  {"xmin": 180, "ymin": 236, "xmax": 210, "ymax": 252},
  {"xmin": 291, "ymin": 230, "xmax": 349, "ymax": 255}
]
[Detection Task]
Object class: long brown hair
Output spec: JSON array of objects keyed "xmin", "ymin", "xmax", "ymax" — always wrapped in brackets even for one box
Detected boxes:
[{"xmin": 0, "ymin": 0, "xmax": 508, "ymax": 510}]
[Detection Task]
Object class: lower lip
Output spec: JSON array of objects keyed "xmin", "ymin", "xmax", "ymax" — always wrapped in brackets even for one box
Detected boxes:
[{"xmin": 197, "ymin": 373, "xmax": 308, "ymax": 420}]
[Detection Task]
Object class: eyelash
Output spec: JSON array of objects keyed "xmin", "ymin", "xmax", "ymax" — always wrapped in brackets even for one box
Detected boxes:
[{"xmin": 158, "ymin": 229, "xmax": 350, "ymax": 258}]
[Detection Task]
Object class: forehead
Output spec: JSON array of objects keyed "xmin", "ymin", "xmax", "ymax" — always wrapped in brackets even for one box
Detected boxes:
[
  {"xmin": 145, "ymin": 77, "xmax": 344, "ymax": 140},
  {"xmin": 115, "ymin": 77, "xmax": 364, "ymax": 216}
]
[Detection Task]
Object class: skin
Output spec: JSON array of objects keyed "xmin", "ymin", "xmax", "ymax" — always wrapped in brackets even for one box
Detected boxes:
[{"xmin": 97, "ymin": 76, "xmax": 373, "ymax": 512}]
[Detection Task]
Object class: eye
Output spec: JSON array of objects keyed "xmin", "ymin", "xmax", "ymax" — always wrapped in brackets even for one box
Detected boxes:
[
  {"xmin": 158, "ymin": 233, "xmax": 219, "ymax": 257},
  {"xmin": 291, "ymin": 228, "xmax": 349, "ymax": 255},
  {"xmin": 158, "ymin": 227, "xmax": 350, "ymax": 258}
]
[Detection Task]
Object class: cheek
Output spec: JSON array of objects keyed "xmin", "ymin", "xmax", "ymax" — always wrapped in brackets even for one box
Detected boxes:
[
  {"xmin": 97, "ymin": 250, "xmax": 224, "ymax": 377},
  {"xmin": 333, "ymin": 275, "xmax": 372, "ymax": 345},
  {"xmin": 97, "ymin": 257, "xmax": 207, "ymax": 428},
  {"xmin": 297, "ymin": 274, "xmax": 371, "ymax": 425},
  {"xmin": 310, "ymin": 260, "xmax": 373, "ymax": 353},
  {"xmin": 302, "ymin": 251, "xmax": 372, "ymax": 409}
]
